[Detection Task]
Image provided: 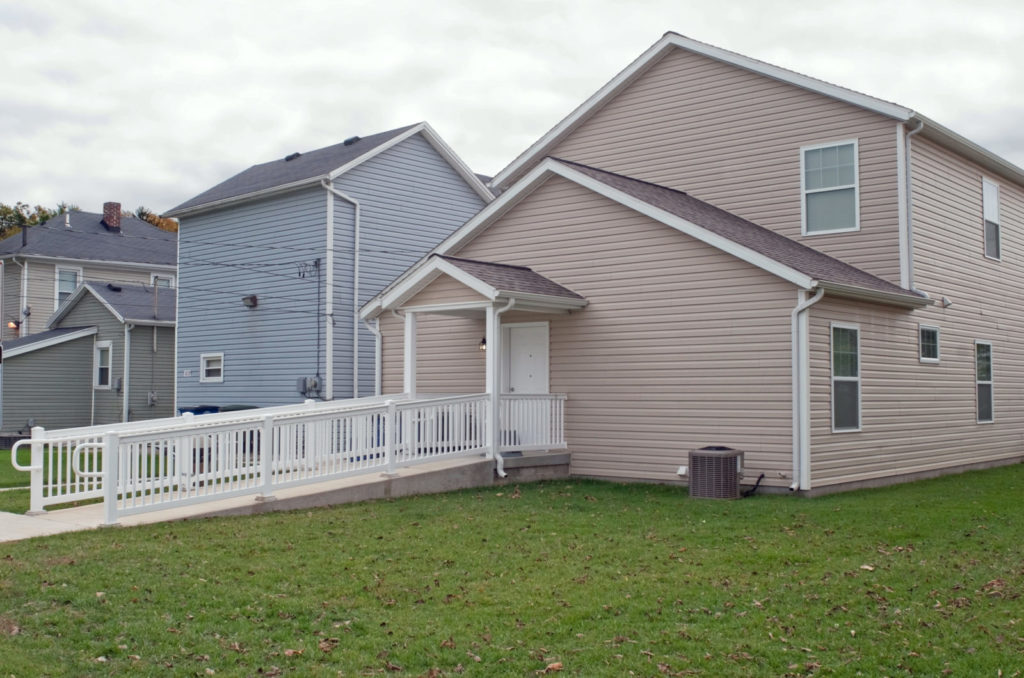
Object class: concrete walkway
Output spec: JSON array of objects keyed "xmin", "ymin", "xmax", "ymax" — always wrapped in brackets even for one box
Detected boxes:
[{"xmin": 0, "ymin": 452, "xmax": 570, "ymax": 544}]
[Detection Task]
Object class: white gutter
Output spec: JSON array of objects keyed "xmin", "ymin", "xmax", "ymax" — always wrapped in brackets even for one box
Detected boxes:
[
  {"xmin": 322, "ymin": 180, "xmax": 362, "ymax": 399},
  {"xmin": 123, "ymin": 323, "xmax": 133, "ymax": 422},
  {"xmin": 790, "ymin": 287, "xmax": 825, "ymax": 491},
  {"xmin": 363, "ymin": 317, "xmax": 382, "ymax": 396}
]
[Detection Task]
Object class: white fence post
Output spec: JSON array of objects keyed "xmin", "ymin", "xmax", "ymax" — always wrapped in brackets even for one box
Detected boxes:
[
  {"xmin": 27, "ymin": 426, "xmax": 45, "ymax": 515},
  {"xmin": 102, "ymin": 431, "xmax": 120, "ymax": 526},
  {"xmin": 384, "ymin": 400, "xmax": 397, "ymax": 477},
  {"xmin": 258, "ymin": 415, "xmax": 275, "ymax": 501}
]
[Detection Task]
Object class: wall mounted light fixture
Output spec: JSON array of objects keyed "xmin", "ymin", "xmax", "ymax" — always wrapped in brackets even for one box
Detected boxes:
[
  {"xmin": 478, "ymin": 336, "xmax": 487, "ymax": 351},
  {"xmin": 241, "ymin": 295, "xmax": 258, "ymax": 308},
  {"xmin": 6, "ymin": 320, "xmax": 20, "ymax": 330}
]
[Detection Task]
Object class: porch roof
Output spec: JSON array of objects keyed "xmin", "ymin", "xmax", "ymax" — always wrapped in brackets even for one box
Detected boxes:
[{"xmin": 373, "ymin": 253, "xmax": 587, "ymax": 315}]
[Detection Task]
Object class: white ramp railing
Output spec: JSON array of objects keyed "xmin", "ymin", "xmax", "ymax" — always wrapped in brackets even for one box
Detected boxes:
[{"xmin": 10, "ymin": 393, "xmax": 566, "ymax": 524}]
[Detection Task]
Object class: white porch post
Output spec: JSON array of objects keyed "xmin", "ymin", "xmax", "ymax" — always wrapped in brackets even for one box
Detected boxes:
[{"xmin": 403, "ymin": 311, "xmax": 417, "ymax": 398}]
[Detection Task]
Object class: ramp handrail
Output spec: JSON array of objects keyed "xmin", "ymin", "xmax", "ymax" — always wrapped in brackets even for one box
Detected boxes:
[
  {"xmin": 10, "ymin": 439, "xmax": 41, "ymax": 472},
  {"xmin": 71, "ymin": 442, "xmax": 105, "ymax": 479}
]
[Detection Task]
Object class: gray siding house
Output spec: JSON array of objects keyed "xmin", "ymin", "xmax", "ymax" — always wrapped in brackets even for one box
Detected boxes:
[
  {"xmin": 1, "ymin": 282, "xmax": 176, "ymax": 434},
  {"xmin": 0, "ymin": 203, "xmax": 177, "ymax": 340},
  {"xmin": 165, "ymin": 122, "xmax": 491, "ymax": 410}
]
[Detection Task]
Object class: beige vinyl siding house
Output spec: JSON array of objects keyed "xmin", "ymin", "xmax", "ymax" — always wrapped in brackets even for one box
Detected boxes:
[{"xmin": 366, "ymin": 33, "xmax": 1024, "ymax": 495}]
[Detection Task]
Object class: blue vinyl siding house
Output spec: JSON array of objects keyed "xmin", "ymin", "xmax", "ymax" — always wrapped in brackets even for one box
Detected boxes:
[{"xmin": 166, "ymin": 123, "xmax": 492, "ymax": 409}]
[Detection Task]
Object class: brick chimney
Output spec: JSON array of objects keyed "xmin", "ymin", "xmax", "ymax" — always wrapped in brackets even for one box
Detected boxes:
[{"xmin": 102, "ymin": 202, "xmax": 121, "ymax": 232}]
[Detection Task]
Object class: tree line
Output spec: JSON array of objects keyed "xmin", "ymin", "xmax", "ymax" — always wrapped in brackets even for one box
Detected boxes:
[{"xmin": 0, "ymin": 202, "xmax": 178, "ymax": 240}]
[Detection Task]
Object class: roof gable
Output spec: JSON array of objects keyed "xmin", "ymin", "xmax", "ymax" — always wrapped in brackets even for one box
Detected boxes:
[
  {"xmin": 50, "ymin": 282, "xmax": 176, "ymax": 329},
  {"xmin": 166, "ymin": 122, "xmax": 492, "ymax": 217},
  {"xmin": 362, "ymin": 158, "xmax": 927, "ymax": 318},
  {"xmin": 491, "ymin": 32, "xmax": 1024, "ymax": 190}
]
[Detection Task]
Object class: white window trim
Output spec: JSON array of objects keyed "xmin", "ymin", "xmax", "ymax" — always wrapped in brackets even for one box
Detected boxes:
[
  {"xmin": 982, "ymin": 177, "xmax": 1001, "ymax": 261},
  {"xmin": 975, "ymin": 340, "xmax": 994, "ymax": 424},
  {"xmin": 199, "ymin": 352, "xmax": 224, "ymax": 384},
  {"xmin": 918, "ymin": 324, "xmax": 940, "ymax": 363},
  {"xmin": 830, "ymin": 321, "xmax": 862, "ymax": 433},
  {"xmin": 54, "ymin": 265, "xmax": 84, "ymax": 310},
  {"xmin": 151, "ymin": 273, "xmax": 176, "ymax": 288},
  {"xmin": 94, "ymin": 340, "xmax": 112, "ymax": 390},
  {"xmin": 801, "ymin": 138, "xmax": 860, "ymax": 236}
]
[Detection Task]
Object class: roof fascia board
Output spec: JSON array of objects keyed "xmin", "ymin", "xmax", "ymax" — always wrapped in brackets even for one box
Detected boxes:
[
  {"xmin": 380, "ymin": 257, "xmax": 498, "ymax": 311},
  {"xmin": 553, "ymin": 163, "xmax": 817, "ymax": 289},
  {"xmin": 329, "ymin": 123, "xmax": 494, "ymax": 202},
  {"xmin": 399, "ymin": 301, "xmax": 493, "ymax": 314},
  {"xmin": 913, "ymin": 115, "xmax": 1024, "ymax": 186},
  {"xmin": 494, "ymin": 291, "xmax": 588, "ymax": 309},
  {"xmin": 818, "ymin": 281, "xmax": 931, "ymax": 309},
  {"xmin": 0, "ymin": 254, "xmax": 177, "ymax": 271},
  {"xmin": 492, "ymin": 33, "xmax": 913, "ymax": 189},
  {"xmin": 122, "ymin": 319, "xmax": 176, "ymax": 327},
  {"xmin": 3, "ymin": 327, "xmax": 97, "ymax": 358},
  {"xmin": 164, "ymin": 176, "xmax": 325, "ymax": 218},
  {"xmin": 327, "ymin": 124, "xmax": 425, "ymax": 180}
]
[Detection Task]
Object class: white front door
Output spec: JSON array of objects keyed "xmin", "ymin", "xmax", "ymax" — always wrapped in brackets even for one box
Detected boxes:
[{"xmin": 502, "ymin": 322, "xmax": 549, "ymax": 394}]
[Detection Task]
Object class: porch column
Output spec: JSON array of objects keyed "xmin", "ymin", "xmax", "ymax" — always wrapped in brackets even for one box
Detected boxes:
[
  {"xmin": 403, "ymin": 311, "xmax": 417, "ymax": 398},
  {"xmin": 486, "ymin": 304, "xmax": 501, "ymax": 458}
]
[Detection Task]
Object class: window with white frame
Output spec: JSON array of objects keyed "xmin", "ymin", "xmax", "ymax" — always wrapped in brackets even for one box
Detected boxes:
[
  {"xmin": 55, "ymin": 267, "xmax": 82, "ymax": 308},
  {"xmin": 200, "ymin": 353, "xmax": 224, "ymax": 383},
  {"xmin": 976, "ymin": 341, "xmax": 993, "ymax": 423},
  {"xmin": 94, "ymin": 341, "xmax": 112, "ymax": 389},
  {"xmin": 919, "ymin": 325, "xmax": 940, "ymax": 363},
  {"xmin": 802, "ymin": 140, "xmax": 859, "ymax": 234},
  {"xmin": 983, "ymin": 178, "xmax": 1000, "ymax": 260},
  {"xmin": 151, "ymin": 273, "xmax": 175, "ymax": 288},
  {"xmin": 831, "ymin": 323, "xmax": 860, "ymax": 432}
]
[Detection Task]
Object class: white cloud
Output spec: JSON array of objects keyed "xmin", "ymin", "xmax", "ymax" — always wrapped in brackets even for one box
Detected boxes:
[{"xmin": 0, "ymin": 0, "xmax": 1021, "ymax": 212}]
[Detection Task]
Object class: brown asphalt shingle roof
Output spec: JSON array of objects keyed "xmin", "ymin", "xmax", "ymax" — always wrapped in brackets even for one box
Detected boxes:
[
  {"xmin": 555, "ymin": 158, "xmax": 922, "ymax": 300},
  {"xmin": 436, "ymin": 255, "xmax": 584, "ymax": 300}
]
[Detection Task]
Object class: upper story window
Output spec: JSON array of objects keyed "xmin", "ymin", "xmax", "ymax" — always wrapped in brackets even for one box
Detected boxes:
[
  {"xmin": 983, "ymin": 178, "xmax": 1000, "ymax": 260},
  {"xmin": 55, "ymin": 267, "xmax": 82, "ymax": 309},
  {"xmin": 802, "ymin": 140, "xmax": 859, "ymax": 235}
]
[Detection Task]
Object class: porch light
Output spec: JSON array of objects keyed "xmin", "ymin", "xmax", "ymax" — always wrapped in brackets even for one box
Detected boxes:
[
  {"xmin": 6, "ymin": 319, "xmax": 20, "ymax": 330},
  {"xmin": 478, "ymin": 336, "xmax": 486, "ymax": 351}
]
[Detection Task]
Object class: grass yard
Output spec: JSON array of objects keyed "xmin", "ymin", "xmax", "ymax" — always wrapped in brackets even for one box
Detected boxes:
[
  {"xmin": 1, "ymin": 467, "xmax": 1023, "ymax": 677},
  {"xmin": 0, "ymin": 448, "xmax": 30, "ymax": 489}
]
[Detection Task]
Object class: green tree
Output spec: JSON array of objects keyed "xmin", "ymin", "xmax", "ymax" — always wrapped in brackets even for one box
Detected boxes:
[{"xmin": 0, "ymin": 201, "xmax": 78, "ymax": 240}]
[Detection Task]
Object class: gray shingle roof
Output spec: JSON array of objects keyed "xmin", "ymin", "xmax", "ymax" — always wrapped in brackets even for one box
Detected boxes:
[
  {"xmin": 0, "ymin": 211, "xmax": 177, "ymax": 266},
  {"xmin": 1, "ymin": 326, "xmax": 93, "ymax": 353},
  {"xmin": 437, "ymin": 255, "xmax": 585, "ymax": 300},
  {"xmin": 555, "ymin": 158, "xmax": 922, "ymax": 300},
  {"xmin": 83, "ymin": 281, "xmax": 176, "ymax": 325},
  {"xmin": 166, "ymin": 124, "xmax": 419, "ymax": 214}
]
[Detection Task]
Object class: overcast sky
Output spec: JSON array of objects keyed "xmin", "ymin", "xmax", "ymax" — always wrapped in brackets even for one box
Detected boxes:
[{"xmin": 2, "ymin": 0, "xmax": 1021, "ymax": 213}]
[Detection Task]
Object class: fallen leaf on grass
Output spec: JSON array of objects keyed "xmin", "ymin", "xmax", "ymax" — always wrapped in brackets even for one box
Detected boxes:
[
  {"xmin": 467, "ymin": 651, "xmax": 482, "ymax": 662},
  {"xmin": 283, "ymin": 648, "xmax": 304, "ymax": 657},
  {"xmin": 440, "ymin": 637, "xmax": 456, "ymax": 649},
  {"xmin": 385, "ymin": 660, "xmax": 403, "ymax": 671},
  {"xmin": 537, "ymin": 661, "xmax": 563, "ymax": 674},
  {"xmin": 318, "ymin": 638, "xmax": 340, "ymax": 653},
  {"xmin": 860, "ymin": 565, "xmax": 875, "ymax": 572}
]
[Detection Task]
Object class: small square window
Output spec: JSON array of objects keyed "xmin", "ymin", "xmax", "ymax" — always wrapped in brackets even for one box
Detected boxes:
[
  {"xmin": 919, "ymin": 326, "xmax": 939, "ymax": 363},
  {"xmin": 200, "ymin": 353, "xmax": 224, "ymax": 383}
]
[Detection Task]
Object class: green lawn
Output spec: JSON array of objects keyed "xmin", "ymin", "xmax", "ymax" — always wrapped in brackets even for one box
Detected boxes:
[
  {"xmin": 2, "ymin": 467, "xmax": 1023, "ymax": 676},
  {"xmin": 0, "ymin": 448, "xmax": 30, "ymax": 489}
]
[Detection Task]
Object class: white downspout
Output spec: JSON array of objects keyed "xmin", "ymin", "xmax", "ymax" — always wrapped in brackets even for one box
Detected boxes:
[
  {"xmin": 790, "ymin": 287, "xmax": 825, "ymax": 491},
  {"xmin": 321, "ymin": 179, "xmax": 361, "ymax": 399},
  {"xmin": 489, "ymin": 298, "xmax": 516, "ymax": 478},
  {"xmin": 904, "ymin": 120, "xmax": 925, "ymax": 293},
  {"xmin": 363, "ymin": 317, "xmax": 382, "ymax": 396},
  {"xmin": 90, "ymin": 335, "xmax": 97, "ymax": 426},
  {"xmin": 13, "ymin": 257, "xmax": 28, "ymax": 337},
  {"xmin": 122, "ymin": 323, "xmax": 133, "ymax": 422}
]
